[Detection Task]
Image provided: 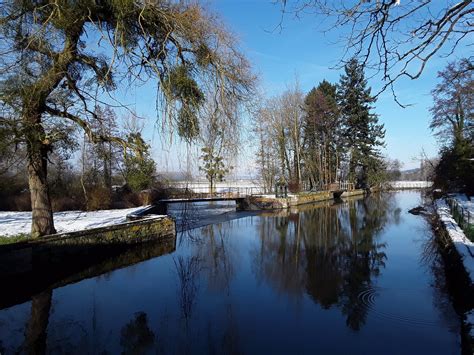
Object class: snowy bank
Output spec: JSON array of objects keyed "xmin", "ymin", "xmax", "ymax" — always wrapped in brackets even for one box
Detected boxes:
[
  {"xmin": 435, "ymin": 199, "xmax": 474, "ymax": 282},
  {"xmin": 0, "ymin": 207, "xmax": 154, "ymax": 237}
]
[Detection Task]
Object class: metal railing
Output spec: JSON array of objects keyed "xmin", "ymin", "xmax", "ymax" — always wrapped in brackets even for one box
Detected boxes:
[
  {"xmin": 171, "ymin": 181, "xmax": 358, "ymax": 197},
  {"xmin": 168, "ymin": 186, "xmax": 262, "ymax": 199},
  {"xmin": 321, "ymin": 181, "xmax": 355, "ymax": 192},
  {"xmin": 301, "ymin": 181, "xmax": 355, "ymax": 192},
  {"xmin": 447, "ymin": 198, "xmax": 474, "ymax": 241}
]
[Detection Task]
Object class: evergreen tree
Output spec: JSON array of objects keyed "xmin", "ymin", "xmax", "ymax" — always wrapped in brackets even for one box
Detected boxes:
[
  {"xmin": 123, "ymin": 133, "xmax": 156, "ymax": 192},
  {"xmin": 337, "ymin": 59, "xmax": 385, "ymax": 188}
]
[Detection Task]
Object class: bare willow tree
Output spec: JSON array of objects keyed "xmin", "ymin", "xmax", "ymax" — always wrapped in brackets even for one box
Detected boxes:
[
  {"xmin": 280, "ymin": 0, "xmax": 474, "ymax": 103},
  {"xmin": 0, "ymin": 1, "xmax": 255, "ymax": 237}
]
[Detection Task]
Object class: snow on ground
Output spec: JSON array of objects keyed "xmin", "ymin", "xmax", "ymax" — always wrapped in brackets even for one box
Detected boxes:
[
  {"xmin": 435, "ymin": 199, "xmax": 474, "ymax": 282},
  {"xmin": 0, "ymin": 207, "xmax": 151, "ymax": 237}
]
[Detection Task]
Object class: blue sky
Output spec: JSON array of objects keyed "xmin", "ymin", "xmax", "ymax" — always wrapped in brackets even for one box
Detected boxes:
[
  {"xmin": 211, "ymin": 0, "xmax": 444, "ymax": 170},
  {"xmin": 130, "ymin": 0, "xmax": 469, "ymax": 173}
]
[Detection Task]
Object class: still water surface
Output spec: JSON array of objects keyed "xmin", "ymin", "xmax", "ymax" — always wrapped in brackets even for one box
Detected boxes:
[{"xmin": 0, "ymin": 191, "xmax": 462, "ymax": 354}]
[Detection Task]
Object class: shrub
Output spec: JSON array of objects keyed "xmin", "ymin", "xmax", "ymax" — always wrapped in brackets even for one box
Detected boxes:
[
  {"xmin": 87, "ymin": 187, "xmax": 112, "ymax": 211},
  {"xmin": 288, "ymin": 180, "xmax": 301, "ymax": 193},
  {"xmin": 52, "ymin": 196, "xmax": 84, "ymax": 211},
  {"xmin": 13, "ymin": 193, "xmax": 31, "ymax": 211}
]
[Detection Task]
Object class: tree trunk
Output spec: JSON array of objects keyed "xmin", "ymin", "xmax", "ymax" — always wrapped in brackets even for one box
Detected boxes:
[
  {"xmin": 26, "ymin": 123, "xmax": 56, "ymax": 238},
  {"xmin": 210, "ymin": 177, "xmax": 214, "ymax": 196}
]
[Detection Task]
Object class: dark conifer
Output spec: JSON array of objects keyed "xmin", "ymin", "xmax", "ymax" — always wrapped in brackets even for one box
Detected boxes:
[{"xmin": 337, "ymin": 58, "xmax": 385, "ymax": 187}]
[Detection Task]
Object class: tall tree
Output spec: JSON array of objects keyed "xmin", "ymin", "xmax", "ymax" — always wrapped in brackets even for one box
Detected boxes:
[
  {"xmin": 93, "ymin": 106, "xmax": 120, "ymax": 190},
  {"xmin": 337, "ymin": 58, "xmax": 385, "ymax": 188},
  {"xmin": 430, "ymin": 59, "xmax": 473, "ymax": 145},
  {"xmin": 431, "ymin": 59, "xmax": 474, "ymax": 194},
  {"xmin": 0, "ymin": 1, "xmax": 254, "ymax": 236},
  {"xmin": 303, "ymin": 80, "xmax": 341, "ymax": 189},
  {"xmin": 254, "ymin": 111, "xmax": 278, "ymax": 193},
  {"xmin": 254, "ymin": 84, "xmax": 304, "ymax": 191},
  {"xmin": 123, "ymin": 132, "xmax": 156, "ymax": 192}
]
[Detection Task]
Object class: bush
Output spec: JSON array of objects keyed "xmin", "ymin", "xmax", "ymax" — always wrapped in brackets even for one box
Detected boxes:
[
  {"xmin": 52, "ymin": 196, "xmax": 84, "ymax": 211},
  {"xmin": 87, "ymin": 187, "xmax": 112, "ymax": 211},
  {"xmin": 288, "ymin": 180, "xmax": 301, "ymax": 193},
  {"xmin": 434, "ymin": 140, "xmax": 474, "ymax": 195},
  {"xmin": 111, "ymin": 191, "xmax": 141, "ymax": 209},
  {"xmin": 139, "ymin": 188, "xmax": 171, "ymax": 205},
  {"xmin": 13, "ymin": 193, "xmax": 31, "ymax": 211}
]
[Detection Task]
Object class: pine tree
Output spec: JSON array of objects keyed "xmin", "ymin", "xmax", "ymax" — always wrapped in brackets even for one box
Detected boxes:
[{"xmin": 337, "ymin": 58, "xmax": 385, "ymax": 188}]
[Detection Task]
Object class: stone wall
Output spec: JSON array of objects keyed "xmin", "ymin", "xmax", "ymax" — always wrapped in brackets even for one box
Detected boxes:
[
  {"xmin": 0, "ymin": 216, "xmax": 176, "ymax": 309},
  {"xmin": 0, "ymin": 216, "xmax": 175, "ymax": 277},
  {"xmin": 341, "ymin": 189, "xmax": 366, "ymax": 198},
  {"xmin": 244, "ymin": 190, "xmax": 367, "ymax": 211},
  {"xmin": 289, "ymin": 191, "xmax": 333, "ymax": 206}
]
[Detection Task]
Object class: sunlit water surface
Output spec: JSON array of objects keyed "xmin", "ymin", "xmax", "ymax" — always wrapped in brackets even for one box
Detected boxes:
[{"xmin": 0, "ymin": 191, "xmax": 463, "ymax": 354}]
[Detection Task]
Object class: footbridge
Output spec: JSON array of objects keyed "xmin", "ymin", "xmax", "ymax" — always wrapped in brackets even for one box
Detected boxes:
[
  {"xmin": 127, "ymin": 192, "xmax": 251, "ymax": 220},
  {"xmin": 126, "ymin": 182, "xmax": 357, "ymax": 220}
]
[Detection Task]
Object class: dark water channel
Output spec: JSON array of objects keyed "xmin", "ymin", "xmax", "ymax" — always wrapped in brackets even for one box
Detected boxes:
[{"xmin": 0, "ymin": 191, "xmax": 464, "ymax": 354}]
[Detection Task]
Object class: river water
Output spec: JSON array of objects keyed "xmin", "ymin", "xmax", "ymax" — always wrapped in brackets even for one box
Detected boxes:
[{"xmin": 0, "ymin": 191, "xmax": 463, "ymax": 354}]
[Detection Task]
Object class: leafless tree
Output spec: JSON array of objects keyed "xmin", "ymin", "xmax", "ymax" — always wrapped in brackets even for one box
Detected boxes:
[
  {"xmin": 280, "ymin": 0, "xmax": 473, "ymax": 104},
  {"xmin": 254, "ymin": 83, "xmax": 305, "ymax": 191},
  {"xmin": 430, "ymin": 58, "xmax": 473, "ymax": 145}
]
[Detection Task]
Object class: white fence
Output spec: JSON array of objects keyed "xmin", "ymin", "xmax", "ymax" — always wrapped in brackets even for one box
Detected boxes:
[{"xmin": 388, "ymin": 181, "xmax": 433, "ymax": 189}]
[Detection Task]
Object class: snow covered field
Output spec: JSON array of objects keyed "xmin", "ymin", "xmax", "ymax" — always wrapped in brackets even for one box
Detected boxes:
[
  {"xmin": 0, "ymin": 207, "xmax": 146, "ymax": 237},
  {"xmin": 435, "ymin": 199, "xmax": 474, "ymax": 282}
]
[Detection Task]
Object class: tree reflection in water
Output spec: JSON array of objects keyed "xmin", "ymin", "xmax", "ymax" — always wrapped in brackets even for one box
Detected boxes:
[
  {"xmin": 120, "ymin": 312, "xmax": 155, "ymax": 355},
  {"xmin": 1, "ymin": 192, "xmax": 463, "ymax": 352},
  {"xmin": 252, "ymin": 194, "xmax": 397, "ymax": 331},
  {"xmin": 173, "ymin": 255, "xmax": 202, "ymax": 323},
  {"xmin": 23, "ymin": 290, "xmax": 52, "ymax": 354},
  {"xmin": 187, "ymin": 223, "xmax": 242, "ymax": 354}
]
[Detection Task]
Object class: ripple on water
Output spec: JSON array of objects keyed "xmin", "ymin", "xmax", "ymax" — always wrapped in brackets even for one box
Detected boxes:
[{"xmin": 356, "ymin": 286, "xmax": 443, "ymax": 328}]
